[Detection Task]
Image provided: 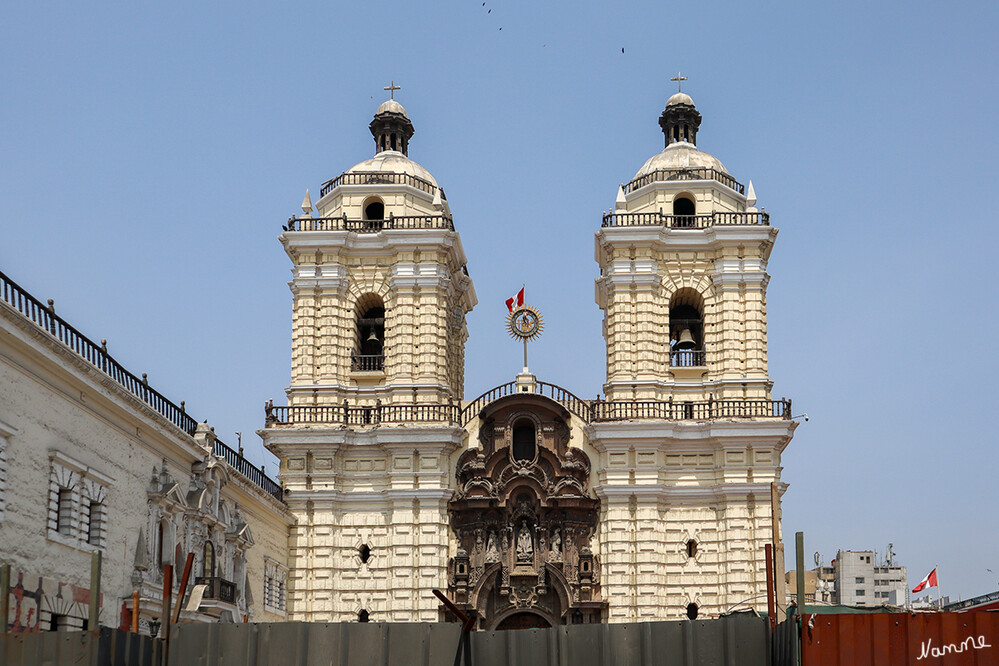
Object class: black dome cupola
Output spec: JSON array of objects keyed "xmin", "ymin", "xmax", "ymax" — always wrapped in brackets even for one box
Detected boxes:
[
  {"xmin": 369, "ymin": 85, "xmax": 415, "ymax": 156},
  {"xmin": 659, "ymin": 91, "xmax": 702, "ymax": 147}
]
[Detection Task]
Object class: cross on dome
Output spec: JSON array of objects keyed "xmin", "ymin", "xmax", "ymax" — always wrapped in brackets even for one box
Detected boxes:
[
  {"xmin": 384, "ymin": 81, "xmax": 401, "ymax": 99},
  {"xmin": 670, "ymin": 72, "xmax": 688, "ymax": 92}
]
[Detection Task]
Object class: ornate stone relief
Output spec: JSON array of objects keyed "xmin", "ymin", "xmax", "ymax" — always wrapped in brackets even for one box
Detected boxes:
[{"xmin": 446, "ymin": 395, "xmax": 606, "ymax": 629}]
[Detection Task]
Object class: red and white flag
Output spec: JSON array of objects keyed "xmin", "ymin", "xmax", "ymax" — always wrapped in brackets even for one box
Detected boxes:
[
  {"xmin": 912, "ymin": 567, "xmax": 938, "ymax": 593},
  {"xmin": 505, "ymin": 286, "xmax": 525, "ymax": 312}
]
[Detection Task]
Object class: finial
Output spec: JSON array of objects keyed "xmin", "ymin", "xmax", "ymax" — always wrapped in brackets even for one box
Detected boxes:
[
  {"xmin": 615, "ymin": 185, "xmax": 627, "ymax": 211},
  {"xmin": 746, "ymin": 180, "xmax": 757, "ymax": 209},
  {"xmin": 301, "ymin": 189, "xmax": 313, "ymax": 216},
  {"xmin": 670, "ymin": 71, "xmax": 688, "ymax": 93},
  {"xmin": 384, "ymin": 80, "xmax": 401, "ymax": 99},
  {"xmin": 47, "ymin": 298, "xmax": 55, "ymax": 312},
  {"xmin": 142, "ymin": 373, "xmax": 148, "ymax": 385}
]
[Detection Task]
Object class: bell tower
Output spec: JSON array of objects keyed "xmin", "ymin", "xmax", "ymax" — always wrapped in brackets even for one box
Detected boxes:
[
  {"xmin": 262, "ymin": 94, "xmax": 477, "ymax": 623},
  {"xmin": 588, "ymin": 86, "xmax": 796, "ymax": 621}
]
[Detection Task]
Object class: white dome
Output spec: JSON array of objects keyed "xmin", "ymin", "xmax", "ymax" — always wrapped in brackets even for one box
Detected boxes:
[
  {"xmin": 633, "ymin": 141, "xmax": 728, "ymax": 181},
  {"xmin": 376, "ymin": 99, "xmax": 407, "ymax": 116},
  {"xmin": 345, "ymin": 150, "xmax": 438, "ymax": 188},
  {"xmin": 666, "ymin": 92, "xmax": 694, "ymax": 107}
]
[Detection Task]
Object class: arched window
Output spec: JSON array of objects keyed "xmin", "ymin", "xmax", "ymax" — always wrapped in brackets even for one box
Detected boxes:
[
  {"xmin": 363, "ymin": 197, "xmax": 384, "ymax": 222},
  {"xmin": 157, "ymin": 519, "xmax": 170, "ymax": 569},
  {"xmin": 669, "ymin": 289, "xmax": 705, "ymax": 368},
  {"xmin": 354, "ymin": 295, "xmax": 385, "ymax": 372},
  {"xmin": 358, "ymin": 609, "xmax": 370, "ymax": 623},
  {"xmin": 686, "ymin": 539, "xmax": 697, "ymax": 558},
  {"xmin": 672, "ymin": 195, "xmax": 696, "ymax": 228},
  {"xmin": 512, "ymin": 420, "xmax": 536, "ymax": 462},
  {"xmin": 204, "ymin": 541, "xmax": 215, "ymax": 577},
  {"xmin": 359, "ymin": 544, "xmax": 371, "ymax": 564},
  {"xmin": 686, "ymin": 603, "xmax": 698, "ymax": 620}
]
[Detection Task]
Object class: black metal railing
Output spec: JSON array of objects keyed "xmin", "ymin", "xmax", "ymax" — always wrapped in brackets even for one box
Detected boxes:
[
  {"xmin": 351, "ymin": 354, "xmax": 385, "ymax": 372},
  {"xmin": 266, "ymin": 402, "xmax": 461, "ymax": 427},
  {"xmin": 0, "ymin": 269, "xmax": 283, "ymax": 503},
  {"xmin": 623, "ymin": 167, "xmax": 745, "ymax": 194},
  {"xmin": 669, "ymin": 350, "xmax": 706, "ymax": 367},
  {"xmin": 1, "ymin": 269, "xmax": 199, "ymax": 434},
  {"xmin": 194, "ymin": 576, "xmax": 237, "ymax": 604},
  {"xmin": 459, "ymin": 381, "xmax": 594, "ymax": 425},
  {"xmin": 590, "ymin": 399, "xmax": 790, "ymax": 422},
  {"xmin": 265, "ymin": 391, "xmax": 790, "ymax": 427},
  {"xmin": 212, "ymin": 439, "xmax": 283, "ymax": 501},
  {"xmin": 320, "ymin": 171, "xmax": 445, "ymax": 198},
  {"xmin": 286, "ymin": 214, "xmax": 454, "ymax": 233},
  {"xmin": 601, "ymin": 211, "xmax": 769, "ymax": 228}
]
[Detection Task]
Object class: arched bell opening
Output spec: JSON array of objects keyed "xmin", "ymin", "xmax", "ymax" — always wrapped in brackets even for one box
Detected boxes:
[
  {"xmin": 363, "ymin": 196, "xmax": 384, "ymax": 223},
  {"xmin": 354, "ymin": 294, "xmax": 385, "ymax": 372},
  {"xmin": 672, "ymin": 194, "xmax": 696, "ymax": 228},
  {"xmin": 669, "ymin": 288, "xmax": 705, "ymax": 368}
]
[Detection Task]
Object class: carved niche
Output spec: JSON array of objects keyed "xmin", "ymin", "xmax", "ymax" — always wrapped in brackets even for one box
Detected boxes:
[{"xmin": 446, "ymin": 394, "xmax": 605, "ymax": 629}]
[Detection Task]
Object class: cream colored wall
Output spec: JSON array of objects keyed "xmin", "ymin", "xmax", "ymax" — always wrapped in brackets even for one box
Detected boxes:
[
  {"xmin": 587, "ymin": 419, "xmax": 795, "ymax": 620},
  {"xmin": 266, "ymin": 426, "xmax": 461, "ymax": 622}
]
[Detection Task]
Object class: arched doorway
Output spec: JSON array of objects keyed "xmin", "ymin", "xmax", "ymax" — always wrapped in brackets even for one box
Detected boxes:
[{"xmin": 495, "ymin": 612, "xmax": 551, "ymax": 630}]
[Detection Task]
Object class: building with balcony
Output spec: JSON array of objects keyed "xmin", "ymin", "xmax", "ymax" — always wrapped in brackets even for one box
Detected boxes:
[
  {"xmin": 261, "ymin": 87, "xmax": 797, "ymax": 627},
  {"xmin": 0, "ymin": 272, "xmax": 295, "ymax": 633}
]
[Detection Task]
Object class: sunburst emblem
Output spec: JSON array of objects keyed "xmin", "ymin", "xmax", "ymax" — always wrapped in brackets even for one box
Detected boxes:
[{"xmin": 507, "ymin": 305, "xmax": 544, "ymax": 342}]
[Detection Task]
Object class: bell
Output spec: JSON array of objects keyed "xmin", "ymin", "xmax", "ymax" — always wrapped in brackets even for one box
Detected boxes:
[
  {"xmin": 675, "ymin": 328, "xmax": 696, "ymax": 350},
  {"xmin": 366, "ymin": 330, "xmax": 380, "ymax": 344}
]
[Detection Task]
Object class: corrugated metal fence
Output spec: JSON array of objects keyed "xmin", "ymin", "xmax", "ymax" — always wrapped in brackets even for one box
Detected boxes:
[
  {"xmin": 167, "ymin": 615, "xmax": 769, "ymax": 666},
  {"xmin": 0, "ymin": 615, "xmax": 770, "ymax": 665},
  {"xmin": 0, "ymin": 626, "xmax": 161, "ymax": 665}
]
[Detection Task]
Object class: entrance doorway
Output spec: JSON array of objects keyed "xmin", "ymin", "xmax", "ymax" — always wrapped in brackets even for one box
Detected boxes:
[{"xmin": 495, "ymin": 612, "xmax": 552, "ymax": 630}]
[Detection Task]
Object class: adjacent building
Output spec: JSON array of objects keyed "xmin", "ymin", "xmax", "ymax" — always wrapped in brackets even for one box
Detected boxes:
[{"xmin": 0, "ymin": 272, "xmax": 295, "ymax": 632}]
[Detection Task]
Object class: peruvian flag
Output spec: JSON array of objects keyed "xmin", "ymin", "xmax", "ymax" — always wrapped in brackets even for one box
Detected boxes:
[
  {"xmin": 505, "ymin": 286, "xmax": 525, "ymax": 312},
  {"xmin": 912, "ymin": 567, "xmax": 938, "ymax": 593}
]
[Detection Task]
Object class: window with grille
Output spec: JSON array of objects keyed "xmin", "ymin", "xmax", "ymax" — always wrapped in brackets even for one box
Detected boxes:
[
  {"xmin": 85, "ymin": 501, "xmax": 104, "ymax": 546},
  {"xmin": 57, "ymin": 488, "xmax": 74, "ymax": 536},
  {"xmin": 264, "ymin": 560, "xmax": 287, "ymax": 614}
]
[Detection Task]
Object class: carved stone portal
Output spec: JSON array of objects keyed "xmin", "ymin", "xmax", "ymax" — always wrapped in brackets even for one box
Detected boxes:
[{"xmin": 446, "ymin": 394, "xmax": 605, "ymax": 629}]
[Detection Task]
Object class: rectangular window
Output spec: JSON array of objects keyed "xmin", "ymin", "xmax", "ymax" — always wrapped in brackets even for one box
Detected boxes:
[
  {"xmin": 856, "ymin": 589, "xmax": 865, "ymax": 596},
  {"xmin": 57, "ymin": 488, "xmax": 74, "ymax": 536},
  {"xmin": 86, "ymin": 501, "xmax": 104, "ymax": 547},
  {"xmin": 855, "ymin": 577, "xmax": 865, "ymax": 584},
  {"xmin": 0, "ymin": 437, "xmax": 7, "ymax": 520},
  {"xmin": 263, "ymin": 560, "xmax": 287, "ymax": 614}
]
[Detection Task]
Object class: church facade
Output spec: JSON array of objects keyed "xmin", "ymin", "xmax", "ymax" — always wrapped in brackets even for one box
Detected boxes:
[{"xmin": 260, "ymin": 88, "xmax": 797, "ymax": 627}]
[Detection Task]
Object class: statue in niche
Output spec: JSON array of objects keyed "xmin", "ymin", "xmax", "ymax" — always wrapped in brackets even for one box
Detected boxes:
[
  {"xmin": 516, "ymin": 522, "xmax": 534, "ymax": 562},
  {"xmin": 485, "ymin": 531, "xmax": 500, "ymax": 563},
  {"xmin": 549, "ymin": 527, "xmax": 562, "ymax": 561}
]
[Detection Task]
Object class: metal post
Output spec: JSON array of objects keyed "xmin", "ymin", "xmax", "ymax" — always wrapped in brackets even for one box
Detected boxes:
[
  {"xmin": 0, "ymin": 563, "xmax": 10, "ymax": 633},
  {"xmin": 765, "ymin": 544, "xmax": 776, "ymax": 633},
  {"xmin": 132, "ymin": 590, "xmax": 140, "ymax": 633},
  {"xmin": 89, "ymin": 550, "xmax": 102, "ymax": 631},
  {"xmin": 796, "ymin": 531, "xmax": 806, "ymax": 666},
  {"xmin": 161, "ymin": 565, "xmax": 172, "ymax": 666},
  {"xmin": 795, "ymin": 532, "xmax": 805, "ymax": 613},
  {"xmin": 172, "ymin": 553, "xmax": 194, "ymax": 624}
]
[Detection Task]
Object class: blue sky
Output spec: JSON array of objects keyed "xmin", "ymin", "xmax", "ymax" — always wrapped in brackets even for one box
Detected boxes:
[{"xmin": 2, "ymin": 1, "xmax": 997, "ymax": 601}]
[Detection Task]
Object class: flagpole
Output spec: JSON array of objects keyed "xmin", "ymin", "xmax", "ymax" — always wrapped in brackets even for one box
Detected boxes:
[{"xmin": 936, "ymin": 564, "xmax": 941, "ymax": 610}]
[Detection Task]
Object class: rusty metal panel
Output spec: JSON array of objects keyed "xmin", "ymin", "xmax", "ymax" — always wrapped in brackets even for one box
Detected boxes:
[{"xmin": 802, "ymin": 612, "xmax": 999, "ymax": 665}]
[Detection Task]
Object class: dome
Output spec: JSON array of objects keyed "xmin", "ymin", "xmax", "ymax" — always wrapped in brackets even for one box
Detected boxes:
[
  {"xmin": 376, "ymin": 98, "xmax": 407, "ymax": 116},
  {"xmin": 666, "ymin": 92, "xmax": 694, "ymax": 107},
  {"xmin": 345, "ymin": 150, "xmax": 438, "ymax": 189},
  {"xmin": 632, "ymin": 141, "xmax": 728, "ymax": 181}
]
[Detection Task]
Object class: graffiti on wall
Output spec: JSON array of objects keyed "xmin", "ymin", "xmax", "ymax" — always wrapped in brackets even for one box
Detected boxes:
[{"xmin": 5, "ymin": 569, "xmax": 101, "ymax": 633}]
